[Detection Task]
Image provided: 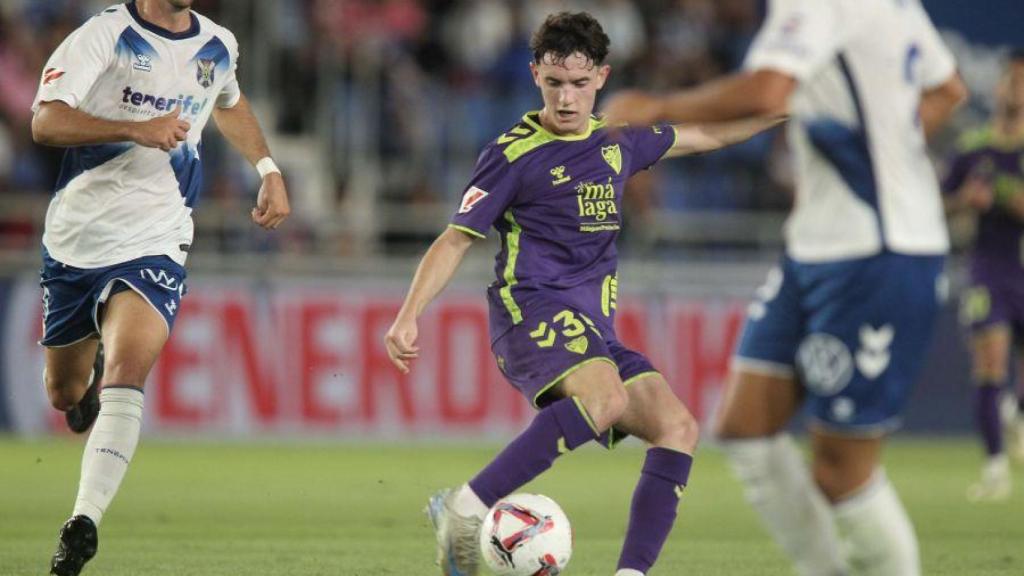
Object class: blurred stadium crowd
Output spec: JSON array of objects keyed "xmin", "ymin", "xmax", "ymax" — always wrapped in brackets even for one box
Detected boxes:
[{"xmin": 0, "ymin": 0, "xmax": 1006, "ymax": 260}]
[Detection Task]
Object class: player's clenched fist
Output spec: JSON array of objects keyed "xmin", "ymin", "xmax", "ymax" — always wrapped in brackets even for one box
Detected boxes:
[
  {"xmin": 251, "ymin": 172, "xmax": 291, "ymax": 230},
  {"xmin": 130, "ymin": 105, "xmax": 190, "ymax": 151},
  {"xmin": 384, "ymin": 315, "xmax": 420, "ymax": 374}
]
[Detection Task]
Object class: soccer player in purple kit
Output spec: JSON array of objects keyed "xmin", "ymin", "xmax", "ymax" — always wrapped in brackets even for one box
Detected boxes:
[
  {"xmin": 945, "ymin": 50, "xmax": 1024, "ymax": 502},
  {"xmin": 384, "ymin": 12, "xmax": 783, "ymax": 576}
]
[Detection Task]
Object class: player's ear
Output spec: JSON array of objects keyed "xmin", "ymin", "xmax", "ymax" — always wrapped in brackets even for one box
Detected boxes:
[
  {"xmin": 530, "ymin": 61, "xmax": 541, "ymax": 88},
  {"xmin": 594, "ymin": 64, "xmax": 611, "ymax": 90}
]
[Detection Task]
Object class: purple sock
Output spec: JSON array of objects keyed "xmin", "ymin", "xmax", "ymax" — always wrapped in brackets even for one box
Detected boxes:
[
  {"xmin": 975, "ymin": 384, "xmax": 1004, "ymax": 456},
  {"xmin": 469, "ymin": 397, "xmax": 599, "ymax": 507},
  {"xmin": 617, "ymin": 447, "xmax": 694, "ymax": 573}
]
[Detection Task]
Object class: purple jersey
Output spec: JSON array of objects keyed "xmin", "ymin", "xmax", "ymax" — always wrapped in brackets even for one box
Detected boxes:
[
  {"xmin": 450, "ymin": 111, "xmax": 675, "ymax": 341},
  {"xmin": 943, "ymin": 128, "xmax": 1024, "ymax": 274}
]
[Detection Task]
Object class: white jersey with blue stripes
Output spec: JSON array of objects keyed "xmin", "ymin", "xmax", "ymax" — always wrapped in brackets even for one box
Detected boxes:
[
  {"xmin": 745, "ymin": 0, "xmax": 956, "ymax": 262},
  {"xmin": 32, "ymin": 1, "xmax": 241, "ymax": 268}
]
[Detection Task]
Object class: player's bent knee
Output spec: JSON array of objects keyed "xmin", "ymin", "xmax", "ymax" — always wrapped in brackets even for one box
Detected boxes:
[
  {"xmin": 811, "ymin": 452, "xmax": 875, "ymax": 502},
  {"xmin": 656, "ymin": 408, "xmax": 700, "ymax": 453},
  {"xmin": 102, "ymin": 357, "xmax": 153, "ymax": 390},
  {"xmin": 591, "ymin": 385, "xmax": 629, "ymax": 432},
  {"xmin": 812, "ymin": 460, "xmax": 850, "ymax": 502},
  {"xmin": 44, "ymin": 369, "xmax": 91, "ymax": 411},
  {"xmin": 973, "ymin": 353, "xmax": 1007, "ymax": 381},
  {"xmin": 46, "ymin": 385, "xmax": 78, "ymax": 412},
  {"xmin": 973, "ymin": 362, "xmax": 1007, "ymax": 384}
]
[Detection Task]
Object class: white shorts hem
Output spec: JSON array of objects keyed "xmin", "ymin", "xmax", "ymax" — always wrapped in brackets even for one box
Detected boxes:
[
  {"xmin": 92, "ymin": 278, "xmax": 171, "ymax": 339},
  {"xmin": 732, "ymin": 356, "xmax": 795, "ymax": 378}
]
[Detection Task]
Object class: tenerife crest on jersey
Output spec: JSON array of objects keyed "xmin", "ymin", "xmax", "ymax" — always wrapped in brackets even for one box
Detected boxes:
[
  {"xmin": 196, "ymin": 58, "xmax": 216, "ymax": 88},
  {"xmin": 601, "ymin": 144, "xmax": 622, "ymax": 174},
  {"xmin": 133, "ymin": 52, "xmax": 152, "ymax": 72}
]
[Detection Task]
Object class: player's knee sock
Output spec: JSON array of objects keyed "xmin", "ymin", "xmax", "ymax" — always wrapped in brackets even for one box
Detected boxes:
[
  {"xmin": 72, "ymin": 387, "xmax": 144, "ymax": 525},
  {"xmin": 975, "ymin": 383, "xmax": 1004, "ymax": 457},
  {"xmin": 834, "ymin": 469, "xmax": 919, "ymax": 576},
  {"xmin": 616, "ymin": 447, "xmax": 693, "ymax": 574},
  {"xmin": 467, "ymin": 397, "xmax": 599, "ymax": 512},
  {"xmin": 722, "ymin": 434, "xmax": 845, "ymax": 576}
]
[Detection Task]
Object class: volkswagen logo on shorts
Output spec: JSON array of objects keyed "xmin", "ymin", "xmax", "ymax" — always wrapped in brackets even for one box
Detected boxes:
[{"xmin": 797, "ymin": 333, "xmax": 853, "ymax": 396}]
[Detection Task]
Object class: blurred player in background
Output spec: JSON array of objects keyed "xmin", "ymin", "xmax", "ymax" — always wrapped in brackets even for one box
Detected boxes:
[
  {"xmin": 385, "ymin": 12, "xmax": 782, "ymax": 576},
  {"xmin": 31, "ymin": 1, "xmax": 289, "ymax": 574},
  {"xmin": 605, "ymin": 0, "xmax": 966, "ymax": 575},
  {"xmin": 944, "ymin": 50, "xmax": 1024, "ymax": 502}
]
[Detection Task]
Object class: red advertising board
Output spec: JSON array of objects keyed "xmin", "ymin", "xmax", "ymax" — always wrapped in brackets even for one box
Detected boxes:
[{"xmin": 2, "ymin": 279, "xmax": 745, "ymax": 438}]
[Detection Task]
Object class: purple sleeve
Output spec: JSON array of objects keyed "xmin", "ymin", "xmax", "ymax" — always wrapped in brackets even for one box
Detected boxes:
[
  {"xmin": 449, "ymin": 145, "xmax": 520, "ymax": 238},
  {"xmin": 941, "ymin": 152, "xmax": 973, "ymax": 196},
  {"xmin": 626, "ymin": 124, "xmax": 676, "ymax": 176}
]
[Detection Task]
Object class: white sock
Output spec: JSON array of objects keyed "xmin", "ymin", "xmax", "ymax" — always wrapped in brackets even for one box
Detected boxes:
[
  {"xmin": 452, "ymin": 483, "xmax": 488, "ymax": 520},
  {"xmin": 72, "ymin": 387, "xmax": 144, "ymax": 525},
  {"xmin": 985, "ymin": 453, "xmax": 1009, "ymax": 472},
  {"xmin": 722, "ymin": 434, "xmax": 845, "ymax": 576},
  {"xmin": 615, "ymin": 570, "xmax": 644, "ymax": 576},
  {"xmin": 834, "ymin": 469, "xmax": 919, "ymax": 576}
]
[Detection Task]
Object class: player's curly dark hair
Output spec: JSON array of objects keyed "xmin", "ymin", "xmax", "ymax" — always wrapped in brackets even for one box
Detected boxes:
[{"xmin": 531, "ymin": 12, "xmax": 610, "ymax": 66}]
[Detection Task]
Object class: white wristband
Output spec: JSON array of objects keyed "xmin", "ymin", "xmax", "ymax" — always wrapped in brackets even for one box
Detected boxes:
[{"xmin": 255, "ymin": 157, "xmax": 280, "ymax": 179}]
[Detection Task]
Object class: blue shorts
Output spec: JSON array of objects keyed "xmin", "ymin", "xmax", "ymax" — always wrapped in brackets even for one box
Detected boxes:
[
  {"xmin": 39, "ymin": 249, "xmax": 187, "ymax": 347},
  {"xmin": 735, "ymin": 252, "xmax": 945, "ymax": 435}
]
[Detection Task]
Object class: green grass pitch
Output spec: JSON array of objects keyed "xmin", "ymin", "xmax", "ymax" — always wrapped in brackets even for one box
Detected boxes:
[{"xmin": 1, "ymin": 438, "xmax": 1021, "ymax": 575}]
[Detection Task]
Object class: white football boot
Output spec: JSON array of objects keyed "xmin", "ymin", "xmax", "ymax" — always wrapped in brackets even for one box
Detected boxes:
[
  {"xmin": 426, "ymin": 488, "xmax": 482, "ymax": 576},
  {"xmin": 967, "ymin": 455, "xmax": 1012, "ymax": 502}
]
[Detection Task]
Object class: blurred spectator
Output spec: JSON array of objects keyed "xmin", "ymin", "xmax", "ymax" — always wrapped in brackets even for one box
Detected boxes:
[{"xmin": 0, "ymin": 0, "xmax": 995, "ymax": 258}]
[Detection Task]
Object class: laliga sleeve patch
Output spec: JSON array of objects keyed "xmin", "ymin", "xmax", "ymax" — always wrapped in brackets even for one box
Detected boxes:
[
  {"xmin": 43, "ymin": 68, "xmax": 66, "ymax": 85},
  {"xmin": 459, "ymin": 186, "xmax": 489, "ymax": 214}
]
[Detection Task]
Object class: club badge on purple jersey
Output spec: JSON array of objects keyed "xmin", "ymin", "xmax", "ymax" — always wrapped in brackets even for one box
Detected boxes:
[{"xmin": 450, "ymin": 111, "xmax": 675, "ymax": 341}]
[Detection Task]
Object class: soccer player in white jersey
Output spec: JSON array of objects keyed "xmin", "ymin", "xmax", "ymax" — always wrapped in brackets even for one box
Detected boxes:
[
  {"xmin": 605, "ymin": 1, "xmax": 966, "ymax": 575},
  {"xmin": 31, "ymin": 1, "xmax": 289, "ymax": 574}
]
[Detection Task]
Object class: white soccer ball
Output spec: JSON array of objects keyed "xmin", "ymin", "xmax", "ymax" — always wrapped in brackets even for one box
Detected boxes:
[{"xmin": 479, "ymin": 493, "xmax": 573, "ymax": 576}]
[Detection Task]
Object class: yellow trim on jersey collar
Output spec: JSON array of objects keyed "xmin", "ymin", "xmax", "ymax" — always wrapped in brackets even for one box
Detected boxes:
[{"xmin": 523, "ymin": 111, "xmax": 606, "ymax": 141}]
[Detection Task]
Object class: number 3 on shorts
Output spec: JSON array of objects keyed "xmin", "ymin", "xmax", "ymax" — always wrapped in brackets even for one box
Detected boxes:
[{"xmin": 529, "ymin": 309, "xmax": 600, "ymax": 349}]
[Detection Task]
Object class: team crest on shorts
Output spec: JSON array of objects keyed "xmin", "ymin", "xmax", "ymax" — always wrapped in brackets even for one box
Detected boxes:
[
  {"xmin": 601, "ymin": 144, "xmax": 622, "ymax": 175},
  {"xmin": 564, "ymin": 335, "xmax": 589, "ymax": 355},
  {"xmin": 796, "ymin": 333, "xmax": 852, "ymax": 395},
  {"xmin": 196, "ymin": 58, "xmax": 216, "ymax": 88}
]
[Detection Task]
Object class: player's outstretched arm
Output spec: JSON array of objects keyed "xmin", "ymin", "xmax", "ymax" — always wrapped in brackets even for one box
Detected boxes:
[
  {"xmin": 665, "ymin": 115, "xmax": 788, "ymax": 157},
  {"xmin": 212, "ymin": 93, "xmax": 290, "ymax": 230},
  {"xmin": 919, "ymin": 74, "xmax": 968, "ymax": 138},
  {"xmin": 385, "ymin": 227, "xmax": 476, "ymax": 374},
  {"xmin": 603, "ymin": 70, "xmax": 796, "ymax": 127},
  {"xmin": 32, "ymin": 101, "xmax": 189, "ymax": 151}
]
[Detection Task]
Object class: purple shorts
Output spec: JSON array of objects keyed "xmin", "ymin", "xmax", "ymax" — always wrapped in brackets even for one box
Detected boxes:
[
  {"xmin": 491, "ymin": 299, "xmax": 658, "ymax": 408},
  {"xmin": 962, "ymin": 259, "xmax": 1024, "ymax": 332}
]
